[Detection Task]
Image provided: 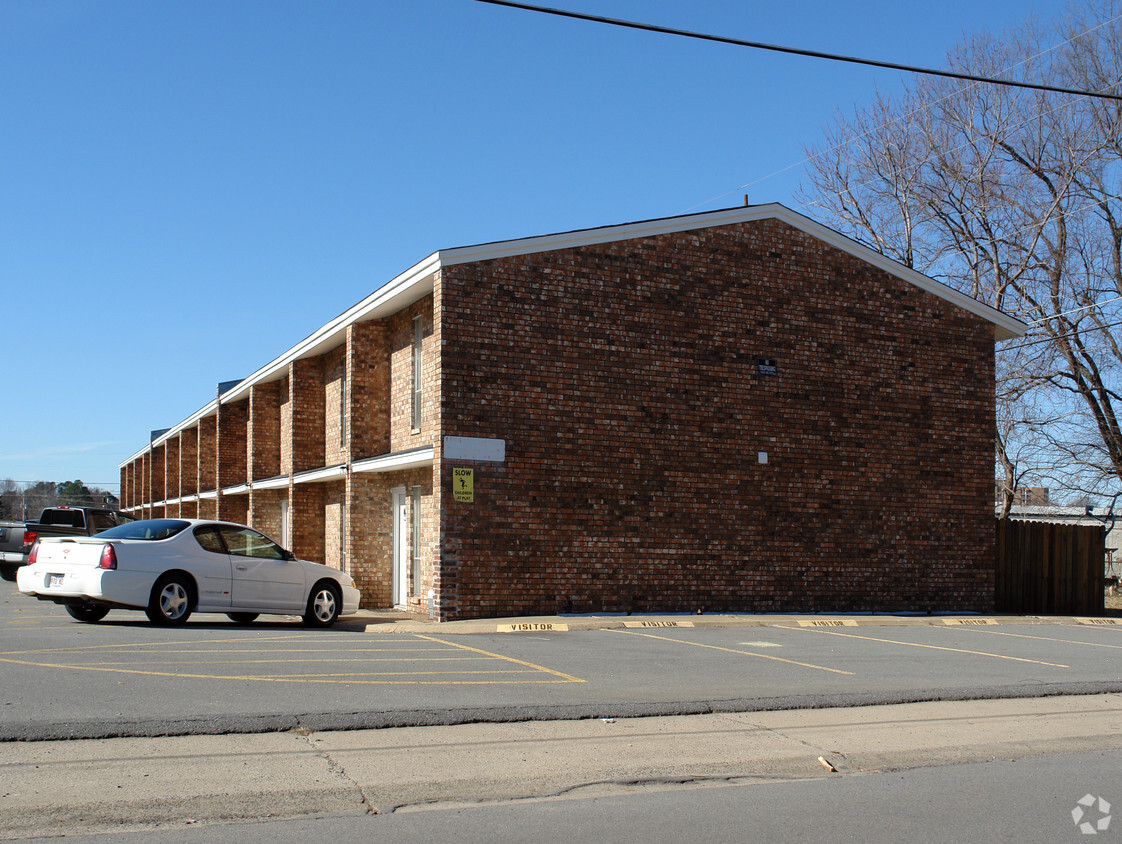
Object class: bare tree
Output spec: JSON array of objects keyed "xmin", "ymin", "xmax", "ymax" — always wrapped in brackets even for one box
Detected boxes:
[{"xmin": 797, "ymin": 0, "xmax": 1122, "ymax": 507}]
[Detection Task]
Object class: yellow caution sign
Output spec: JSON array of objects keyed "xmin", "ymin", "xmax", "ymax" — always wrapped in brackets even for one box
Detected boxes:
[{"xmin": 453, "ymin": 467, "xmax": 474, "ymax": 503}]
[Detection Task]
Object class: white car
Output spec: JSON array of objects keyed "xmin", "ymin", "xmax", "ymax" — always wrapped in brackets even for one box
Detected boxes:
[{"xmin": 17, "ymin": 518, "xmax": 361, "ymax": 627}]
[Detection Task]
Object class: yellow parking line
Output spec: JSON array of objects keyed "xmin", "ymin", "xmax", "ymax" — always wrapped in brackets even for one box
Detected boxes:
[
  {"xmin": 414, "ymin": 634, "xmax": 586, "ymax": 683},
  {"xmin": 0, "ymin": 656, "xmax": 576, "ymax": 685},
  {"xmin": 0, "ymin": 632, "xmax": 586, "ymax": 686},
  {"xmin": 606, "ymin": 628, "xmax": 854, "ymax": 675},
  {"xmin": 795, "ymin": 627, "xmax": 1069, "ymax": 668}
]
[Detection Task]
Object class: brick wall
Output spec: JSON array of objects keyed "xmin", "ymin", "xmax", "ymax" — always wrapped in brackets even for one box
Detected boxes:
[
  {"xmin": 279, "ymin": 375, "xmax": 293, "ymax": 476},
  {"xmin": 199, "ymin": 416, "xmax": 217, "ymax": 492},
  {"xmin": 150, "ymin": 446, "xmax": 165, "ymax": 504},
  {"xmin": 323, "ymin": 348, "xmax": 346, "ymax": 467},
  {"xmin": 217, "ymin": 400, "xmax": 248, "ymax": 488},
  {"xmin": 323, "ymin": 481, "xmax": 345, "ymax": 569},
  {"xmin": 219, "ymin": 493, "xmax": 248, "ymax": 525},
  {"xmin": 347, "ymin": 320, "xmax": 390, "ymax": 461},
  {"xmin": 347, "ymin": 472, "xmax": 393, "ymax": 605},
  {"xmin": 250, "ymin": 382, "xmax": 281, "ymax": 480},
  {"xmin": 291, "ymin": 358, "xmax": 325, "ymax": 473},
  {"xmin": 249, "ymin": 488, "xmax": 284, "ymax": 544},
  {"xmin": 165, "ymin": 437, "xmax": 180, "ymax": 507},
  {"xmin": 437, "ymin": 219, "xmax": 996, "ymax": 618},
  {"xmin": 181, "ymin": 427, "xmax": 198, "ymax": 496}
]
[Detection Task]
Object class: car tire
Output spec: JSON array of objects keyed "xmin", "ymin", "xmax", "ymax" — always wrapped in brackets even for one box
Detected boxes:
[
  {"xmin": 303, "ymin": 582, "xmax": 341, "ymax": 628},
  {"xmin": 65, "ymin": 604, "xmax": 109, "ymax": 623},
  {"xmin": 226, "ymin": 612, "xmax": 259, "ymax": 624},
  {"xmin": 0, "ymin": 567, "xmax": 17, "ymax": 582},
  {"xmin": 146, "ymin": 573, "xmax": 195, "ymax": 626}
]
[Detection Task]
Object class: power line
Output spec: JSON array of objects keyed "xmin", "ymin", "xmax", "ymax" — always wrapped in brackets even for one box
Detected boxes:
[{"xmin": 472, "ymin": 0, "xmax": 1122, "ymax": 102}]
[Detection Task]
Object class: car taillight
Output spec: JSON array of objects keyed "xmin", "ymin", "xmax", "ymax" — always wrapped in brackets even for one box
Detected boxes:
[
  {"xmin": 23, "ymin": 530, "xmax": 37, "ymax": 548},
  {"xmin": 99, "ymin": 544, "xmax": 117, "ymax": 570},
  {"xmin": 27, "ymin": 542, "xmax": 38, "ymax": 565}
]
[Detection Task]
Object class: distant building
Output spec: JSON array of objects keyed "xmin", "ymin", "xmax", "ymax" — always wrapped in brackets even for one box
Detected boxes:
[
  {"xmin": 995, "ymin": 485, "xmax": 1050, "ymax": 506},
  {"xmin": 120, "ymin": 204, "xmax": 1026, "ymax": 620}
]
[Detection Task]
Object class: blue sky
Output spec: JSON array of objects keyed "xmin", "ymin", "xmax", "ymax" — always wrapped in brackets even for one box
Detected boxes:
[{"xmin": 0, "ymin": 0, "xmax": 1069, "ymax": 492}]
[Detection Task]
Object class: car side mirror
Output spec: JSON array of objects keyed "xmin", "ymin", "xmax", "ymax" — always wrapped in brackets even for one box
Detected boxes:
[{"xmin": 282, "ymin": 549, "xmax": 296, "ymax": 561}]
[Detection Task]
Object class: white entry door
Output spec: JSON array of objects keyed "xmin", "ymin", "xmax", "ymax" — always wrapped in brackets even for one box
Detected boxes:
[{"xmin": 391, "ymin": 488, "xmax": 408, "ymax": 607}]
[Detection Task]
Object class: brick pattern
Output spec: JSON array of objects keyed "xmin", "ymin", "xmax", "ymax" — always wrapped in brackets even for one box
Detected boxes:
[
  {"xmin": 150, "ymin": 446, "xmax": 165, "ymax": 504},
  {"xmin": 250, "ymin": 383, "xmax": 281, "ymax": 481},
  {"xmin": 217, "ymin": 399, "xmax": 248, "ymax": 489},
  {"xmin": 323, "ymin": 348, "xmax": 346, "ymax": 467},
  {"xmin": 347, "ymin": 320, "xmax": 389, "ymax": 461},
  {"xmin": 165, "ymin": 437, "xmax": 180, "ymax": 509},
  {"xmin": 198, "ymin": 415, "xmax": 217, "ymax": 492},
  {"xmin": 279, "ymin": 375, "xmax": 293, "ymax": 476},
  {"xmin": 291, "ymin": 358, "xmax": 325, "ymax": 474},
  {"xmin": 249, "ymin": 488, "xmax": 283, "ymax": 545},
  {"xmin": 291, "ymin": 482, "xmax": 325, "ymax": 563},
  {"xmin": 323, "ymin": 481, "xmax": 345, "ymax": 568},
  {"xmin": 437, "ymin": 219, "xmax": 995, "ymax": 618},
  {"xmin": 180, "ymin": 427, "xmax": 198, "ymax": 496}
]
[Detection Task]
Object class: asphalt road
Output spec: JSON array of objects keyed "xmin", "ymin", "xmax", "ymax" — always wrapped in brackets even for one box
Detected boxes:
[{"xmin": 3, "ymin": 580, "xmax": 1122, "ymax": 740}]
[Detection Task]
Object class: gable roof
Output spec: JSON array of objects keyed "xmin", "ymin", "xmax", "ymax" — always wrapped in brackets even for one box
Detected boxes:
[{"xmin": 124, "ymin": 203, "xmax": 1026, "ymax": 462}]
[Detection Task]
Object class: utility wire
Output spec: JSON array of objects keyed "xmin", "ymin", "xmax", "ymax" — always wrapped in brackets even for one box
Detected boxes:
[{"xmin": 472, "ymin": 0, "xmax": 1122, "ymax": 101}]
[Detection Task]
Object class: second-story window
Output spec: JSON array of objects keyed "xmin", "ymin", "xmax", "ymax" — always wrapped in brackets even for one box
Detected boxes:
[{"xmin": 411, "ymin": 316, "xmax": 423, "ymax": 429}]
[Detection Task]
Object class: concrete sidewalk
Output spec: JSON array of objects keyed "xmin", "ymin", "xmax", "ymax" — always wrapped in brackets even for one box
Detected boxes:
[{"xmin": 3, "ymin": 694, "xmax": 1121, "ymax": 839}]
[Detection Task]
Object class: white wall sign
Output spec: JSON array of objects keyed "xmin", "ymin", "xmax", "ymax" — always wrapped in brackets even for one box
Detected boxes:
[{"xmin": 444, "ymin": 436, "xmax": 506, "ymax": 462}]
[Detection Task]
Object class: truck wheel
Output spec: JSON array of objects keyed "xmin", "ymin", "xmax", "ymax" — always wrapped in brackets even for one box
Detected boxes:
[
  {"xmin": 0, "ymin": 567, "xmax": 16, "ymax": 582},
  {"xmin": 146, "ymin": 574, "xmax": 195, "ymax": 626},
  {"xmin": 65, "ymin": 604, "xmax": 109, "ymax": 623},
  {"xmin": 303, "ymin": 582, "xmax": 341, "ymax": 628}
]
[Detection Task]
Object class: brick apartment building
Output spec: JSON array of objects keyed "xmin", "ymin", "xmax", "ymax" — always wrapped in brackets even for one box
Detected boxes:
[{"xmin": 120, "ymin": 204, "xmax": 1026, "ymax": 620}]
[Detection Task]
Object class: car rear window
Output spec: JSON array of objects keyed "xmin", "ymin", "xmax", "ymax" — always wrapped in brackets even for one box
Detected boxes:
[
  {"xmin": 95, "ymin": 519, "xmax": 189, "ymax": 541},
  {"xmin": 40, "ymin": 509, "xmax": 86, "ymax": 528}
]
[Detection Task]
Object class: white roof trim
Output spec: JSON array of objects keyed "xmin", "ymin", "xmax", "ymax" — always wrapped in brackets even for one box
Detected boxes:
[
  {"xmin": 352, "ymin": 446, "xmax": 435, "ymax": 474},
  {"xmin": 293, "ymin": 464, "xmax": 346, "ymax": 485},
  {"xmin": 253, "ymin": 476, "xmax": 290, "ymax": 491}
]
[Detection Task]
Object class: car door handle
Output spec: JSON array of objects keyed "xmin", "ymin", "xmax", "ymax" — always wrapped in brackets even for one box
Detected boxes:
[{"xmin": 235, "ymin": 565, "xmax": 248, "ymax": 571}]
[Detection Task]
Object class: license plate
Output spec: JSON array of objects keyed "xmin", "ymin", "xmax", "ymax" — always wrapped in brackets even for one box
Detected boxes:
[{"xmin": 48, "ymin": 574, "xmax": 64, "ymax": 588}]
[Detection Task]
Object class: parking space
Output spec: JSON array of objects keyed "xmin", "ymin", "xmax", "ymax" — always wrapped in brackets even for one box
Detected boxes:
[{"xmin": 0, "ymin": 632, "xmax": 584, "ymax": 686}]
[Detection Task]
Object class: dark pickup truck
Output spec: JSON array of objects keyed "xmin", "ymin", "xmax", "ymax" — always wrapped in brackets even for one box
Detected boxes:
[
  {"xmin": 13, "ymin": 507, "xmax": 137, "ymax": 578},
  {"xmin": 0, "ymin": 521, "xmax": 28, "ymax": 581}
]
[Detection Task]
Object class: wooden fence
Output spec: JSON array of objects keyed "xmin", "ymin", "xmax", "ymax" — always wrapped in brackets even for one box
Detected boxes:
[{"xmin": 995, "ymin": 519, "xmax": 1105, "ymax": 615}]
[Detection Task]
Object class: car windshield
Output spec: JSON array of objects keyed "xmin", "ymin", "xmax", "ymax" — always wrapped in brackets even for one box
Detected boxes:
[{"xmin": 94, "ymin": 519, "xmax": 189, "ymax": 541}]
